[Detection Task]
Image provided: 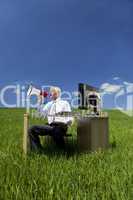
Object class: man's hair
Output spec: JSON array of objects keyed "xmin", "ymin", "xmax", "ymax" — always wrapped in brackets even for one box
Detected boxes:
[{"xmin": 50, "ymin": 86, "xmax": 61, "ymax": 97}]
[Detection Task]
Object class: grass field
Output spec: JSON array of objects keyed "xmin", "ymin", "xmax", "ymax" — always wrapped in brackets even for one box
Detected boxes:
[{"xmin": 0, "ymin": 108, "xmax": 133, "ymax": 200}]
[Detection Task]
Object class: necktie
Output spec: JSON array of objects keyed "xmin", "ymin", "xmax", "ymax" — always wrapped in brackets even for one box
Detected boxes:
[{"xmin": 51, "ymin": 102, "xmax": 56, "ymax": 122}]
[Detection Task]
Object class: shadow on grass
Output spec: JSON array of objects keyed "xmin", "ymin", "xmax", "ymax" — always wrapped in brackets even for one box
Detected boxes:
[
  {"xmin": 30, "ymin": 138, "xmax": 79, "ymax": 159},
  {"xmin": 29, "ymin": 137, "xmax": 117, "ymax": 158},
  {"xmin": 44, "ymin": 147, "xmax": 78, "ymax": 158},
  {"xmin": 110, "ymin": 141, "xmax": 117, "ymax": 149}
]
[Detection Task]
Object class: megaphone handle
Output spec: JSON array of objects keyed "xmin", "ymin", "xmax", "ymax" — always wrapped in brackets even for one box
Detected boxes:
[{"xmin": 37, "ymin": 95, "xmax": 44, "ymax": 105}]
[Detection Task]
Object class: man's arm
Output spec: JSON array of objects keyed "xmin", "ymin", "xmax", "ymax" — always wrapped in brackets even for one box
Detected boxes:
[
  {"xmin": 63, "ymin": 101, "xmax": 74, "ymax": 125},
  {"xmin": 37, "ymin": 96, "xmax": 51, "ymax": 118}
]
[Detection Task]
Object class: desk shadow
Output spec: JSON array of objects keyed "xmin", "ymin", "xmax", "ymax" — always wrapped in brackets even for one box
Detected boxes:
[
  {"xmin": 31, "ymin": 139, "xmax": 79, "ymax": 159},
  {"xmin": 109, "ymin": 141, "xmax": 117, "ymax": 149}
]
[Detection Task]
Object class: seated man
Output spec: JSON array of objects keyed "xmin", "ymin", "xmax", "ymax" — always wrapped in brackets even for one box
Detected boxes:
[{"xmin": 28, "ymin": 86, "xmax": 73, "ymax": 150}]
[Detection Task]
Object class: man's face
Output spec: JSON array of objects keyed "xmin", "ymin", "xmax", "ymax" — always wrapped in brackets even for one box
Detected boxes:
[{"xmin": 50, "ymin": 91, "xmax": 58, "ymax": 100}]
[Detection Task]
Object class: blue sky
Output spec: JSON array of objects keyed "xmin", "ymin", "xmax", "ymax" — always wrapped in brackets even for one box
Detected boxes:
[{"xmin": 0, "ymin": 0, "xmax": 133, "ymax": 108}]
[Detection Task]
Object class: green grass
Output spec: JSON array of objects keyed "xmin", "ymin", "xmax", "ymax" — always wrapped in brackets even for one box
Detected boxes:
[{"xmin": 0, "ymin": 108, "xmax": 133, "ymax": 200}]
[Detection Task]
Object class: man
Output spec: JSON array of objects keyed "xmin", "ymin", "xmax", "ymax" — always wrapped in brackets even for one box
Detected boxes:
[{"xmin": 28, "ymin": 86, "xmax": 73, "ymax": 150}]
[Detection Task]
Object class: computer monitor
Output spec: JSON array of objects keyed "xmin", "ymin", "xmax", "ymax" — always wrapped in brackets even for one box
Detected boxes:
[{"xmin": 78, "ymin": 83, "xmax": 100, "ymax": 114}]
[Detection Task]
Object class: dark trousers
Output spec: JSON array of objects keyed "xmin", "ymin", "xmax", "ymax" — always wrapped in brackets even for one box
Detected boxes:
[{"xmin": 28, "ymin": 122, "xmax": 68, "ymax": 150}]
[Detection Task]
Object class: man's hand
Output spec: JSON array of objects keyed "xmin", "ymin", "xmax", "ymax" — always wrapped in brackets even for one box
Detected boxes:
[
  {"xmin": 67, "ymin": 118, "xmax": 75, "ymax": 126},
  {"xmin": 37, "ymin": 95, "xmax": 44, "ymax": 105}
]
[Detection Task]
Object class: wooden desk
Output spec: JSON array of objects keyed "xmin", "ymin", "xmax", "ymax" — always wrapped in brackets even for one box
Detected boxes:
[{"xmin": 77, "ymin": 115, "xmax": 109, "ymax": 152}]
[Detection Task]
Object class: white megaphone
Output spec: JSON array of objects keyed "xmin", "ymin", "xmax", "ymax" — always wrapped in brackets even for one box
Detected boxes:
[{"xmin": 27, "ymin": 84, "xmax": 48, "ymax": 97}]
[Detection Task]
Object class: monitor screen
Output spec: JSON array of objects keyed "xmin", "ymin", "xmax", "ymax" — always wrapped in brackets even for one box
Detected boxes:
[{"xmin": 78, "ymin": 83, "xmax": 100, "ymax": 111}]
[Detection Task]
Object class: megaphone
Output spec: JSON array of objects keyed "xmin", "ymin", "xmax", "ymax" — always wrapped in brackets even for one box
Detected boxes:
[{"xmin": 27, "ymin": 85, "xmax": 48, "ymax": 97}]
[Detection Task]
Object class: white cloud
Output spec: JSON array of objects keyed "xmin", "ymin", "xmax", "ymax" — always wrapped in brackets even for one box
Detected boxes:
[
  {"xmin": 123, "ymin": 81, "xmax": 133, "ymax": 86},
  {"xmin": 113, "ymin": 77, "xmax": 120, "ymax": 80},
  {"xmin": 100, "ymin": 80, "xmax": 133, "ymax": 95},
  {"xmin": 100, "ymin": 82, "xmax": 122, "ymax": 94},
  {"xmin": 123, "ymin": 81, "xmax": 133, "ymax": 93}
]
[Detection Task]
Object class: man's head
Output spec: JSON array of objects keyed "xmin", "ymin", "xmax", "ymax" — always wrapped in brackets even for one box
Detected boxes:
[{"xmin": 50, "ymin": 86, "xmax": 61, "ymax": 100}]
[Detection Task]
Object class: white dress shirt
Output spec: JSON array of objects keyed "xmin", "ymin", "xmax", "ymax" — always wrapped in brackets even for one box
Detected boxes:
[{"xmin": 38, "ymin": 98, "xmax": 73, "ymax": 125}]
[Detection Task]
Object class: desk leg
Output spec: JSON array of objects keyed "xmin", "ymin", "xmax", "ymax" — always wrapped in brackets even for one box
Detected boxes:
[{"xmin": 23, "ymin": 114, "xmax": 30, "ymax": 155}]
